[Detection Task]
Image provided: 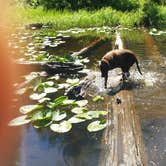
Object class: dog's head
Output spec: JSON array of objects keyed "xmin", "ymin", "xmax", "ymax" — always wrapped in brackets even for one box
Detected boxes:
[{"xmin": 99, "ymin": 61, "xmax": 109, "ymax": 77}]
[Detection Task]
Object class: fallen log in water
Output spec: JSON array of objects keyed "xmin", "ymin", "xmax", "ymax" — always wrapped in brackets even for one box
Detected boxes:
[
  {"xmin": 65, "ymin": 74, "xmax": 96, "ymax": 99},
  {"xmin": 99, "ymin": 91, "xmax": 147, "ymax": 166},
  {"xmin": 15, "ymin": 38, "xmax": 106, "ymax": 75},
  {"xmin": 71, "ymin": 38, "xmax": 106, "ymax": 57},
  {"xmin": 14, "ymin": 61, "xmax": 84, "ymax": 75}
]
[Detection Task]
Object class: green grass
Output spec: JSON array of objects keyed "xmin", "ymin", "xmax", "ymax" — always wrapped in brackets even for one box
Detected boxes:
[
  {"xmin": 9, "ymin": 6, "xmax": 144, "ymax": 29},
  {"xmin": 8, "ymin": 4, "xmax": 166, "ymax": 30}
]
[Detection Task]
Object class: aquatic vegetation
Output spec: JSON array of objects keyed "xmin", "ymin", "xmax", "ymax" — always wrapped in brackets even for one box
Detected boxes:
[
  {"xmin": 92, "ymin": 95, "xmax": 104, "ymax": 102},
  {"xmin": 9, "ymin": 72, "xmax": 107, "ymax": 133},
  {"xmin": 149, "ymin": 28, "xmax": 166, "ymax": 36}
]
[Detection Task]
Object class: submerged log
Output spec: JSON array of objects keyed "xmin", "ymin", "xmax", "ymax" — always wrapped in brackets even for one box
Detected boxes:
[
  {"xmin": 99, "ymin": 91, "xmax": 147, "ymax": 166},
  {"xmin": 65, "ymin": 74, "xmax": 96, "ymax": 99},
  {"xmin": 71, "ymin": 38, "xmax": 106, "ymax": 57},
  {"xmin": 144, "ymin": 32, "xmax": 162, "ymax": 64},
  {"xmin": 15, "ymin": 61, "xmax": 84, "ymax": 75}
]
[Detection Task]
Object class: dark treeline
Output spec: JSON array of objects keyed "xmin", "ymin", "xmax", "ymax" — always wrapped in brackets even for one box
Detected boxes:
[{"xmin": 22, "ymin": 0, "xmax": 165, "ymax": 10}]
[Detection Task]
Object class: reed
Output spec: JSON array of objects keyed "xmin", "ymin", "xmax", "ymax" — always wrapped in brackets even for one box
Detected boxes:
[
  {"xmin": 8, "ymin": 4, "xmax": 166, "ymax": 29},
  {"xmin": 8, "ymin": 6, "xmax": 144, "ymax": 29}
]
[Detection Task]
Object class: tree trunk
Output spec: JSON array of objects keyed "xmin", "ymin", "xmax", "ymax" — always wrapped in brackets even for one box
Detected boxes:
[
  {"xmin": 71, "ymin": 38, "xmax": 106, "ymax": 57},
  {"xmin": 99, "ymin": 91, "xmax": 147, "ymax": 166}
]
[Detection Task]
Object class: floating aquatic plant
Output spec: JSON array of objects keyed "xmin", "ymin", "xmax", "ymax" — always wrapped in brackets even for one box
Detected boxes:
[
  {"xmin": 92, "ymin": 95, "xmax": 104, "ymax": 102},
  {"xmin": 87, "ymin": 120, "xmax": 107, "ymax": 132},
  {"xmin": 50, "ymin": 121, "xmax": 72, "ymax": 133},
  {"xmin": 8, "ymin": 115, "xmax": 31, "ymax": 126},
  {"xmin": 9, "ymin": 71, "xmax": 107, "ymax": 133}
]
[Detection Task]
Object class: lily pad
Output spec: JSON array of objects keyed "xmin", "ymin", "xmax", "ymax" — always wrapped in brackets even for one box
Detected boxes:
[
  {"xmin": 58, "ymin": 83, "xmax": 70, "ymax": 89},
  {"xmin": 75, "ymin": 100, "xmax": 88, "ymax": 107},
  {"xmin": 33, "ymin": 120, "xmax": 52, "ymax": 128},
  {"xmin": 87, "ymin": 111, "xmax": 108, "ymax": 118},
  {"xmin": 49, "ymin": 75, "xmax": 60, "ymax": 81},
  {"xmin": 68, "ymin": 116, "xmax": 86, "ymax": 123},
  {"xmin": 50, "ymin": 121, "xmax": 72, "ymax": 133},
  {"xmin": 76, "ymin": 113, "xmax": 92, "ymax": 120},
  {"xmin": 66, "ymin": 78, "xmax": 80, "ymax": 85},
  {"xmin": 38, "ymin": 97, "xmax": 51, "ymax": 103},
  {"xmin": 44, "ymin": 87, "xmax": 58, "ymax": 94},
  {"xmin": 43, "ymin": 81, "xmax": 54, "ymax": 87},
  {"xmin": 63, "ymin": 99, "xmax": 75, "ymax": 105},
  {"xmin": 30, "ymin": 92, "xmax": 46, "ymax": 100},
  {"xmin": 32, "ymin": 110, "xmax": 52, "ymax": 121},
  {"xmin": 52, "ymin": 111, "xmax": 67, "ymax": 121},
  {"xmin": 87, "ymin": 120, "xmax": 107, "ymax": 132},
  {"xmin": 92, "ymin": 95, "xmax": 104, "ymax": 102},
  {"xmin": 8, "ymin": 115, "xmax": 31, "ymax": 126},
  {"xmin": 20, "ymin": 104, "xmax": 43, "ymax": 114},
  {"xmin": 48, "ymin": 96, "xmax": 68, "ymax": 108},
  {"xmin": 71, "ymin": 107, "xmax": 87, "ymax": 114}
]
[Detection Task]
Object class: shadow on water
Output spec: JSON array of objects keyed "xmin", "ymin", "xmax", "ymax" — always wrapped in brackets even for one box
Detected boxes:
[{"xmin": 7, "ymin": 28, "xmax": 166, "ymax": 166}]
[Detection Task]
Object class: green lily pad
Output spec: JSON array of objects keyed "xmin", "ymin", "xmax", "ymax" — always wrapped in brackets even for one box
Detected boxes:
[
  {"xmin": 71, "ymin": 107, "xmax": 87, "ymax": 114},
  {"xmin": 76, "ymin": 100, "xmax": 88, "ymax": 107},
  {"xmin": 34, "ymin": 81, "xmax": 55, "ymax": 92},
  {"xmin": 43, "ymin": 81, "xmax": 54, "ymax": 87},
  {"xmin": 44, "ymin": 87, "xmax": 58, "ymax": 94},
  {"xmin": 33, "ymin": 120, "xmax": 52, "ymax": 129},
  {"xmin": 30, "ymin": 92, "xmax": 46, "ymax": 100},
  {"xmin": 49, "ymin": 75, "xmax": 60, "ymax": 81},
  {"xmin": 92, "ymin": 95, "xmax": 104, "ymax": 102},
  {"xmin": 87, "ymin": 120, "xmax": 107, "ymax": 132},
  {"xmin": 20, "ymin": 104, "xmax": 43, "ymax": 114},
  {"xmin": 68, "ymin": 116, "xmax": 86, "ymax": 123},
  {"xmin": 63, "ymin": 99, "xmax": 75, "ymax": 105},
  {"xmin": 52, "ymin": 111, "xmax": 67, "ymax": 121},
  {"xmin": 76, "ymin": 113, "xmax": 92, "ymax": 120},
  {"xmin": 48, "ymin": 96, "xmax": 68, "ymax": 108},
  {"xmin": 87, "ymin": 111, "xmax": 108, "ymax": 118},
  {"xmin": 50, "ymin": 121, "xmax": 72, "ymax": 133},
  {"xmin": 32, "ymin": 110, "xmax": 52, "ymax": 121},
  {"xmin": 66, "ymin": 78, "xmax": 80, "ymax": 85},
  {"xmin": 38, "ymin": 97, "xmax": 51, "ymax": 103},
  {"xmin": 8, "ymin": 115, "xmax": 31, "ymax": 126},
  {"xmin": 58, "ymin": 83, "xmax": 70, "ymax": 89}
]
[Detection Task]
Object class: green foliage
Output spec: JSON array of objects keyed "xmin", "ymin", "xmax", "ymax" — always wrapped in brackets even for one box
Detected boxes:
[
  {"xmin": 142, "ymin": 1, "xmax": 166, "ymax": 27},
  {"xmin": 23, "ymin": 0, "xmax": 141, "ymax": 11},
  {"xmin": 151, "ymin": 0, "xmax": 166, "ymax": 5},
  {"xmin": 10, "ymin": 1, "xmax": 166, "ymax": 30}
]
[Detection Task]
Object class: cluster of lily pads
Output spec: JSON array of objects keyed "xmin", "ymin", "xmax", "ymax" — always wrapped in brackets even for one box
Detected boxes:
[
  {"xmin": 57, "ymin": 26, "xmax": 114, "ymax": 37},
  {"xmin": 9, "ymin": 27, "xmax": 91, "ymax": 65},
  {"xmin": 9, "ymin": 73, "xmax": 107, "ymax": 133},
  {"xmin": 149, "ymin": 28, "xmax": 166, "ymax": 36}
]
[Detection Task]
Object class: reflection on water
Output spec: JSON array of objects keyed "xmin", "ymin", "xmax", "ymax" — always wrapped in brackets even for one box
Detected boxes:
[
  {"xmin": 17, "ymin": 126, "xmax": 102, "ymax": 166},
  {"xmin": 142, "ymin": 119, "xmax": 166, "ymax": 166},
  {"xmin": 6, "ymin": 29, "xmax": 166, "ymax": 166}
]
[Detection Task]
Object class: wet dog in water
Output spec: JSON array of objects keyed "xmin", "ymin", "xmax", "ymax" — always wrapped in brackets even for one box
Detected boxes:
[{"xmin": 100, "ymin": 49, "xmax": 142, "ymax": 88}]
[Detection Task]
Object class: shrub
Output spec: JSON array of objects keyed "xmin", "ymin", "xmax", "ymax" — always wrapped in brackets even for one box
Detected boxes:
[{"xmin": 143, "ymin": 1, "xmax": 166, "ymax": 27}]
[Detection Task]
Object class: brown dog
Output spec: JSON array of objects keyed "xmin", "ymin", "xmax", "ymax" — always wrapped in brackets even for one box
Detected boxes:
[{"xmin": 100, "ymin": 49, "xmax": 142, "ymax": 88}]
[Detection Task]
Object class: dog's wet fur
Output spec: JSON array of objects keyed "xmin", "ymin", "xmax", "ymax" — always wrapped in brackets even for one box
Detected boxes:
[{"xmin": 100, "ymin": 49, "xmax": 142, "ymax": 88}]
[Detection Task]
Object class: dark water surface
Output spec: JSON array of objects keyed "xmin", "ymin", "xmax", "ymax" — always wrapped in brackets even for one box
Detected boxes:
[{"xmin": 3, "ymin": 29, "xmax": 166, "ymax": 166}]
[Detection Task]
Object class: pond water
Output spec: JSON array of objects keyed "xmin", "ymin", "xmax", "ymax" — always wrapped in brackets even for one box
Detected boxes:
[{"xmin": 3, "ymin": 28, "xmax": 166, "ymax": 166}]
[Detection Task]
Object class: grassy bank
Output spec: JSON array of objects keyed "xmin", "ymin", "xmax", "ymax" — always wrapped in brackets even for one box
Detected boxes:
[{"xmin": 8, "ymin": 5, "xmax": 166, "ymax": 30}]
